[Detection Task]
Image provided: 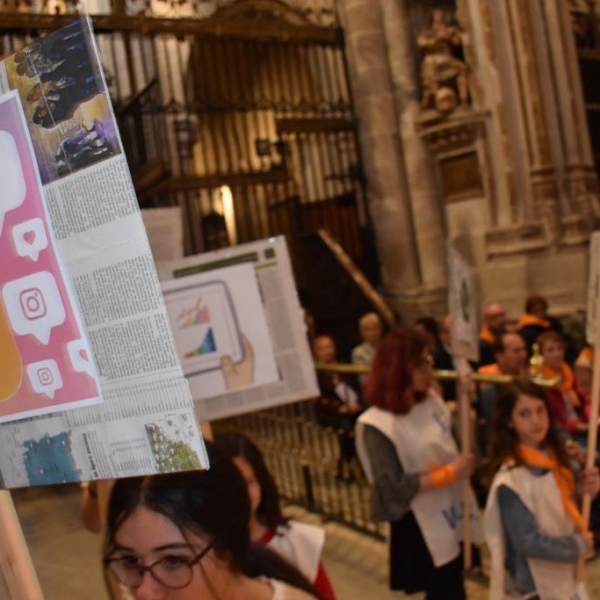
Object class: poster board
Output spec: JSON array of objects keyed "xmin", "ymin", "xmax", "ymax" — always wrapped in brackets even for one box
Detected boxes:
[
  {"xmin": 158, "ymin": 236, "xmax": 319, "ymax": 421},
  {"xmin": 448, "ymin": 245, "xmax": 479, "ymax": 363},
  {"xmin": 0, "ymin": 18, "xmax": 207, "ymax": 489}
]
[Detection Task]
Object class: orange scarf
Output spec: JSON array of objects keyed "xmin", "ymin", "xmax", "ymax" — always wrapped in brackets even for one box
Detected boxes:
[
  {"xmin": 478, "ymin": 362, "xmax": 502, "ymax": 375},
  {"xmin": 541, "ymin": 362, "xmax": 580, "ymax": 408},
  {"xmin": 479, "ymin": 325, "xmax": 495, "ymax": 344},
  {"xmin": 517, "ymin": 313, "xmax": 550, "ymax": 329},
  {"xmin": 516, "ymin": 444, "xmax": 587, "ymax": 533}
]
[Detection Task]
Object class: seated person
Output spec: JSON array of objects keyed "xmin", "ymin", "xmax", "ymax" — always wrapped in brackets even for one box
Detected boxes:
[
  {"xmin": 351, "ymin": 312, "xmax": 383, "ymax": 388},
  {"xmin": 517, "ymin": 294, "xmax": 563, "ymax": 356},
  {"xmin": 537, "ymin": 331, "xmax": 590, "ymax": 444},
  {"xmin": 479, "ymin": 302, "xmax": 508, "ymax": 367},
  {"xmin": 313, "ymin": 335, "xmax": 362, "ymax": 481},
  {"xmin": 477, "ymin": 332, "xmax": 529, "ymax": 448}
]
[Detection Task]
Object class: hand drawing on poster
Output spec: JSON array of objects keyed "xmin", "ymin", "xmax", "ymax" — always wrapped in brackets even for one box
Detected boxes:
[
  {"xmin": 0, "ymin": 91, "xmax": 102, "ymax": 423},
  {"xmin": 163, "ymin": 263, "xmax": 279, "ymax": 399}
]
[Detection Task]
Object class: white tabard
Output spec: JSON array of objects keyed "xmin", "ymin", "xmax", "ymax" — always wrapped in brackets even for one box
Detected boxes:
[
  {"xmin": 355, "ymin": 393, "xmax": 482, "ymax": 567},
  {"xmin": 484, "ymin": 464, "xmax": 589, "ymax": 600},
  {"xmin": 267, "ymin": 521, "xmax": 325, "ymax": 584}
]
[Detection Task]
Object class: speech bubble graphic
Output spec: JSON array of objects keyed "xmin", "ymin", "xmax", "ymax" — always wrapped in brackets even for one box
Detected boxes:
[
  {"xmin": 2, "ymin": 271, "xmax": 66, "ymax": 345},
  {"xmin": 67, "ymin": 339, "xmax": 96, "ymax": 378},
  {"xmin": 0, "ymin": 130, "xmax": 27, "ymax": 235},
  {"xmin": 12, "ymin": 218, "xmax": 48, "ymax": 262},
  {"xmin": 26, "ymin": 359, "xmax": 63, "ymax": 399}
]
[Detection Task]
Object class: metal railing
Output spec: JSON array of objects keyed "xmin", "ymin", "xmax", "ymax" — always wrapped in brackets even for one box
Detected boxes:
[
  {"xmin": 213, "ymin": 362, "xmax": 561, "ymax": 536},
  {"xmin": 213, "ymin": 398, "xmax": 386, "ymax": 538}
]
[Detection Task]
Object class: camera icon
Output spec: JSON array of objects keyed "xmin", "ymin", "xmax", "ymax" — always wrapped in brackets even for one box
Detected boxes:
[
  {"xmin": 19, "ymin": 287, "xmax": 47, "ymax": 321},
  {"xmin": 37, "ymin": 367, "xmax": 54, "ymax": 386}
]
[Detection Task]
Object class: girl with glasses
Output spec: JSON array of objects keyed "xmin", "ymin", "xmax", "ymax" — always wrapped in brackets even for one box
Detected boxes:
[
  {"xmin": 104, "ymin": 445, "xmax": 320, "ymax": 600},
  {"xmin": 354, "ymin": 328, "xmax": 480, "ymax": 599},
  {"xmin": 215, "ymin": 432, "xmax": 336, "ymax": 600}
]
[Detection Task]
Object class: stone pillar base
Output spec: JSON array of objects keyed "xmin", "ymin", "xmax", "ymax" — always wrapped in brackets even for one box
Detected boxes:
[{"xmin": 383, "ymin": 284, "xmax": 449, "ymax": 324}]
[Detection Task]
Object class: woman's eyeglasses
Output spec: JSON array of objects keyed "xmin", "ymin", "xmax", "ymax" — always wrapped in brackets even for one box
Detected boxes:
[
  {"xmin": 104, "ymin": 542, "xmax": 213, "ymax": 589},
  {"xmin": 417, "ymin": 354, "xmax": 434, "ymax": 367}
]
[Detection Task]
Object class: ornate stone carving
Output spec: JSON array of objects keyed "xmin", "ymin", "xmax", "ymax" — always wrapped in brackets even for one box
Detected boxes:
[
  {"xmin": 485, "ymin": 223, "xmax": 547, "ymax": 258},
  {"xmin": 531, "ymin": 168, "xmax": 561, "ymax": 243},
  {"xmin": 418, "ymin": 110, "xmax": 488, "ymax": 204},
  {"xmin": 417, "ymin": 8, "xmax": 469, "ymax": 116}
]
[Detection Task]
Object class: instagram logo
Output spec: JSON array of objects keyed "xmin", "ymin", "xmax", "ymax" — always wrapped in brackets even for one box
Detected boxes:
[
  {"xmin": 26, "ymin": 359, "xmax": 63, "ymax": 399},
  {"xmin": 19, "ymin": 288, "xmax": 47, "ymax": 320},
  {"xmin": 37, "ymin": 367, "xmax": 54, "ymax": 386},
  {"xmin": 3, "ymin": 272, "xmax": 65, "ymax": 345}
]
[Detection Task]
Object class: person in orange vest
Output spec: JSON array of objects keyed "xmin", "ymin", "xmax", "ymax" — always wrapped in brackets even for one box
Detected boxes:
[
  {"xmin": 517, "ymin": 294, "xmax": 564, "ymax": 356},
  {"xmin": 477, "ymin": 332, "xmax": 529, "ymax": 378},
  {"xmin": 477, "ymin": 332, "xmax": 529, "ymax": 447},
  {"xmin": 479, "ymin": 302, "xmax": 508, "ymax": 367}
]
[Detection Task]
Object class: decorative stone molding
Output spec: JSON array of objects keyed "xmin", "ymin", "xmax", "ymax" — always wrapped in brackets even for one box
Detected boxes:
[
  {"xmin": 484, "ymin": 222, "xmax": 548, "ymax": 258},
  {"xmin": 531, "ymin": 168, "xmax": 561, "ymax": 243},
  {"xmin": 418, "ymin": 109, "xmax": 488, "ymax": 204},
  {"xmin": 417, "ymin": 109, "xmax": 482, "ymax": 153}
]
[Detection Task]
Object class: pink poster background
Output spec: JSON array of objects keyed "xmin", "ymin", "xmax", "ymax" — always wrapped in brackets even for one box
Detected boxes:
[{"xmin": 0, "ymin": 92, "xmax": 101, "ymax": 422}]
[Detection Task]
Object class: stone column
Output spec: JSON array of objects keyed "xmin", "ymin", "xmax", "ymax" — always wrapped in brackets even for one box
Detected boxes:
[
  {"xmin": 536, "ymin": 0, "xmax": 599, "ymax": 240},
  {"xmin": 508, "ymin": 0, "xmax": 562, "ymax": 240},
  {"xmin": 337, "ymin": 0, "xmax": 422, "ymax": 305},
  {"xmin": 378, "ymin": 0, "xmax": 448, "ymax": 294}
]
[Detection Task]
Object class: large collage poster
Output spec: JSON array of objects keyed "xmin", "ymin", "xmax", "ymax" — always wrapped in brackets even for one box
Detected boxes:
[{"xmin": 0, "ymin": 18, "xmax": 207, "ymax": 489}]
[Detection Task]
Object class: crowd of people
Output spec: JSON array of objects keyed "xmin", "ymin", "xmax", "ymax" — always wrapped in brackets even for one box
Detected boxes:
[
  {"xmin": 83, "ymin": 293, "xmax": 600, "ymax": 600},
  {"xmin": 308, "ymin": 294, "xmax": 600, "ymax": 599}
]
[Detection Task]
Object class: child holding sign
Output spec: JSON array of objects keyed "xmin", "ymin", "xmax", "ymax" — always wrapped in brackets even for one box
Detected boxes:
[{"xmin": 484, "ymin": 378, "xmax": 599, "ymax": 600}]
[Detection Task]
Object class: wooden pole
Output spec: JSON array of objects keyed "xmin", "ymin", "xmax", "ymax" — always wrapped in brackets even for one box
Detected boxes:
[
  {"xmin": 457, "ymin": 357, "xmax": 472, "ymax": 569},
  {"xmin": 582, "ymin": 347, "xmax": 600, "ymax": 525},
  {"xmin": 0, "ymin": 490, "xmax": 44, "ymax": 600},
  {"xmin": 575, "ymin": 346, "xmax": 600, "ymax": 581}
]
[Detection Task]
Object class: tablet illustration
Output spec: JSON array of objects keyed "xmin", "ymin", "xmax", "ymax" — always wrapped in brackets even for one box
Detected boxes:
[{"xmin": 165, "ymin": 280, "xmax": 243, "ymax": 376}]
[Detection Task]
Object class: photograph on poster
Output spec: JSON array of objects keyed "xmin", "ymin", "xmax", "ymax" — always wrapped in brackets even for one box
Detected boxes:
[
  {"xmin": 1, "ymin": 18, "xmax": 121, "ymax": 184},
  {"xmin": 163, "ymin": 263, "xmax": 279, "ymax": 400}
]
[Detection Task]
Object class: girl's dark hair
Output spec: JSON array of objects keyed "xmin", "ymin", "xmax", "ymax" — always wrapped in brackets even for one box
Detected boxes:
[
  {"xmin": 105, "ymin": 446, "xmax": 252, "ymax": 571},
  {"xmin": 214, "ymin": 432, "xmax": 285, "ymax": 531},
  {"xmin": 486, "ymin": 378, "xmax": 569, "ymax": 482},
  {"xmin": 364, "ymin": 328, "xmax": 428, "ymax": 415},
  {"xmin": 104, "ymin": 443, "xmax": 318, "ymax": 598}
]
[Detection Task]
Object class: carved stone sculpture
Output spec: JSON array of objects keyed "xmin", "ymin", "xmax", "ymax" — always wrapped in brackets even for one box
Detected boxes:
[{"xmin": 418, "ymin": 8, "xmax": 469, "ymax": 114}]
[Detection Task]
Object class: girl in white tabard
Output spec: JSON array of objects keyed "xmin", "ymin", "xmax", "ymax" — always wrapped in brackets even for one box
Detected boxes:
[
  {"xmin": 484, "ymin": 378, "xmax": 600, "ymax": 600},
  {"xmin": 355, "ymin": 328, "xmax": 480, "ymax": 600},
  {"xmin": 216, "ymin": 432, "xmax": 336, "ymax": 600}
]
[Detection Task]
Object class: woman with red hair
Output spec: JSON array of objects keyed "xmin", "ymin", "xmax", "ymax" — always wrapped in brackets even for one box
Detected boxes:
[{"xmin": 355, "ymin": 328, "xmax": 479, "ymax": 600}]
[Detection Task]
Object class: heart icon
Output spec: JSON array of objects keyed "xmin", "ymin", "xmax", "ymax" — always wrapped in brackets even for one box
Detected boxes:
[
  {"xmin": 12, "ymin": 218, "xmax": 48, "ymax": 262},
  {"xmin": 24, "ymin": 230, "xmax": 37, "ymax": 245}
]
